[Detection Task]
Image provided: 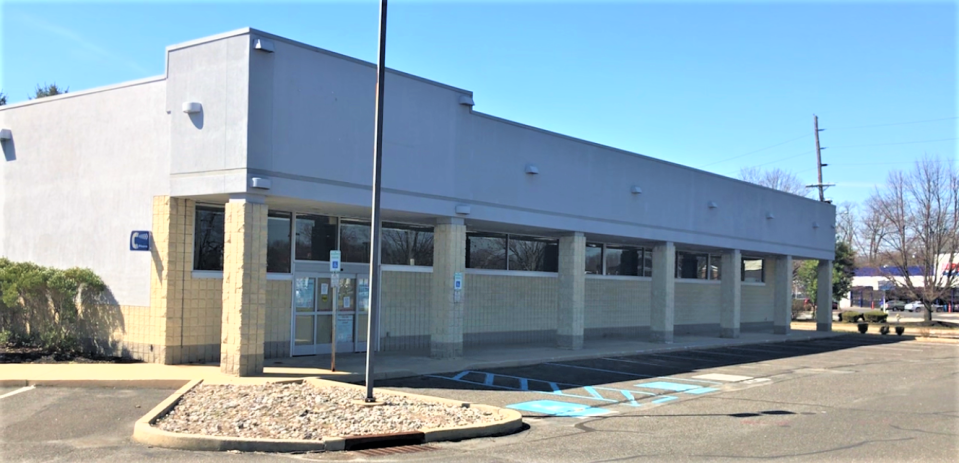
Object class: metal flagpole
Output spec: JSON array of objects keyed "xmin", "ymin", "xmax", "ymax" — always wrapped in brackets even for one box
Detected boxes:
[{"xmin": 365, "ymin": 0, "xmax": 388, "ymax": 403}]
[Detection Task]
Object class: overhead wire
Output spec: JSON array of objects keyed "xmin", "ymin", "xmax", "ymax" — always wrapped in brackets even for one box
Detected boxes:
[{"xmin": 698, "ymin": 133, "xmax": 810, "ymax": 169}]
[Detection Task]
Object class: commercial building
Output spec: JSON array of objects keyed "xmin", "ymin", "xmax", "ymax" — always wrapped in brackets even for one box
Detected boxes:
[{"xmin": 0, "ymin": 29, "xmax": 837, "ymax": 376}]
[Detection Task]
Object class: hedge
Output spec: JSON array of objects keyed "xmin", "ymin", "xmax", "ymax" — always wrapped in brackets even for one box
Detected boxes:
[
  {"xmin": 0, "ymin": 258, "xmax": 107, "ymax": 353},
  {"xmin": 840, "ymin": 311, "xmax": 863, "ymax": 323},
  {"xmin": 863, "ymin": 310, "xmax": 888, "ymax": 323}
]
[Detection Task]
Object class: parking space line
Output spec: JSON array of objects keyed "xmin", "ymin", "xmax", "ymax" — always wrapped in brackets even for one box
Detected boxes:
[
  {"xmin": 725, "ymin": 345, "xmax": 795, "ymax": 354},
  {"xmin": 645, "ymin": 352, "xmax": 724, "ymax": 363},
  {"xmin": 685, "ymin": 349, "xmax": 756, "ymax": 358},
  {"xmin": 0, "ymin": 386, "xmax": 35, "ymax": 400},
  {"xmin": 545, "ymin": 362, "xmax": 720, "ymax": 384},
  {"xmin": 602, "ymin": 357, "xmax": 672, "ymax": 367}
]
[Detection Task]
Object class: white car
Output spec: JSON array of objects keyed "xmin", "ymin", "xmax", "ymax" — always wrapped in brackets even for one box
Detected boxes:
[{"xmin": 904, "ymin": 302, "xmax": 925, "ymax": 312}]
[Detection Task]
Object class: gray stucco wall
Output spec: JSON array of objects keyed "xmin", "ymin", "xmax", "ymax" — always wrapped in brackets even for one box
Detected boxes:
[
  {"xmin": 0, "ymin": 81, "xmax": 170, "ymax": 307},
  {"xmin": 170, "ymin": 29, "xmax": 834, "ymax": 259}
]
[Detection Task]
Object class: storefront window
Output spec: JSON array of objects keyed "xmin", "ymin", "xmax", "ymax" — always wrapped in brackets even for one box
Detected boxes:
[
  {"xmin": 743, "ymin": 259, "xmax": 764, "ymax": 282},
  {"xmin": 606, "ymin": 245, "xmax": 641, "ymax": 276},
  {"xmin": 585, "ymin": 243, "xmax": 603, "ymax": 275},
  {"xmin": 267, "ymin": 212, "xmax": 292, "ymax": 273},
  {"xmin": 709, "ymin": 255, "xmax": 722, "ymax": 280},
  {"xmin": 295, "ymin": 214, "xmax": 337, "ymax": 261},
  {"xmin": 466, "ymin": 232, "xmax": 507, "ymax": 270},
  {"xmin": 642, "ymin": 249, "xmax": 653, "ymax": 277},
  {"xmin": 508, "ymin": 235, "xmax": 558, "ymax": 272},
  {"xmin": 676, "ymin": 251, "xmax": 708, "ymax": 279},
  {"xmin": 194, "ymin": 206, "xmax": 224, "ymax": 271},
  {"xmin": 382, "ymin": 222, "xmax": 434, "ymax": 266},
  {"xmin": 340, "ymin": 219, "xmax": 371, "ymax": 263}
]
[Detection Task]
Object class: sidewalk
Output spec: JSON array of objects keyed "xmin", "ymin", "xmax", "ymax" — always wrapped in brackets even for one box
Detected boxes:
[{"xmin": 1, "ymin": 328, "xmax": 843, "ymax": 388}]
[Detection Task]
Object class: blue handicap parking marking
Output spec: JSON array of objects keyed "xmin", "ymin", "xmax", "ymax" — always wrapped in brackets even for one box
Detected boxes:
[
  {"xmin": 507, "ymin": 400, "xmax": 614, "ymax": 417},
  {"xmin": 652, "ymin": 396, "xmax": 679, "ymax": 404}
]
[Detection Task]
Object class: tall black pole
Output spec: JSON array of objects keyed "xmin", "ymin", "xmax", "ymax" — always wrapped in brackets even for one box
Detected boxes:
[
  {"xmin": 365, "ymin": 0, "xmax": 387, "ymax": 403},
  {"xmin": 814, "ymin": 114, "xmax": 825, "ymax": 202}
]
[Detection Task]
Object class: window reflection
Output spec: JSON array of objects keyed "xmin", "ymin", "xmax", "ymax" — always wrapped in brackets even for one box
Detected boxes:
[
  {"xmin": 508, "ymin": 236, "xmax": 558, "ymax": 272},
  {"xmin": 295, "ymin": 214, "xmax": 337, "ymax": 261},
  {"xmin": 585, "ymin": 243, "xmax": 603, "ymax": 275},
  {"xmin": 340, "ymin": 219, "xmax": 371, "ymax": 263},
  {"xmin": 466, "ymin": 232, "xmax": 507, "ymax": 270},
  {"xmin": 382, "ymin": 223, "xmax": 434, "ymax": 266},
  {"xmin": 194, "ymin": 206, "xmax": 224, "ymax": 271},
  {"xmin": 267, "ymin": 212, "xmax": 291, "ymax": 273}
]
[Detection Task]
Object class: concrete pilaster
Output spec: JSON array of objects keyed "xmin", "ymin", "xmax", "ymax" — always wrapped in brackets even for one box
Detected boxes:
[
  {"xmin": 816, "ymin": 260, "xmax": 833, "ymax": 332},
  {"xmin": 773, "ymin": 256, "xmax": 792, "ymax": 334},
  {"xmin": 430, "ymin": 218, "xmax": 466, "ymax": 359},
  {"xmin": 219, "ymin": 196, "xmax": 268, "ymax": 376},
  {"xmin": 720, "ymin": 250, "xmax": 742, "ymax": 338},
  {"xmin": 557, "ymin": 233, "xmax": 586, "ymax": 350},
  {"xmin": 651, "ymin": 242, "xmax": 676, "ymax": 343}
]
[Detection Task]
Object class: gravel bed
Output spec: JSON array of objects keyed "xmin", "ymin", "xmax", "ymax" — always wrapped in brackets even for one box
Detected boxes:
[{"xmin": 154, "ymin": 382, "xmax": 501, "ymax": 440}]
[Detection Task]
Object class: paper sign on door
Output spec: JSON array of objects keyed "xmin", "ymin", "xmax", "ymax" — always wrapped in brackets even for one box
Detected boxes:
[
  {"xmin": 343, "ymin": 296, "xmax": 351, "ymax": 309},
  {"xmin": 321, "ymin": 283, "xmax": 329, "ymax": 295}
]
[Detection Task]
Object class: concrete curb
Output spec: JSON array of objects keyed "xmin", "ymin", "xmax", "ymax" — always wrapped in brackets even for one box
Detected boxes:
[
  {"xmin": 0, "ymin": 379, "xmax": 190, "ymax": 389},
  {"xmin": 132, "ymin": 379, "xmax": 330, "ymax": 453},
  {"xmin": 132, "ymin": 378, "xmax": 523, "ymax": 453}
]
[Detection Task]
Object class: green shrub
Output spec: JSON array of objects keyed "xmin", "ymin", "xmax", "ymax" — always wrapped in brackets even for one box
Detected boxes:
[
  {"xmin": 840, "ymin": 311, "xmax": 863, "ymax": 323},
  {"xmin": 0, "ymin": 259, "xmax": 106, "ymax": 353},
  {"xmin": 863, "ymin": 310, "xmax": 888, "ymax": 323}
]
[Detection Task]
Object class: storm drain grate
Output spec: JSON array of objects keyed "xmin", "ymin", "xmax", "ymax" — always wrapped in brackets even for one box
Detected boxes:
[{"xmin": 355, "ymin": 444, "xmax": 436, "ymax": 457}]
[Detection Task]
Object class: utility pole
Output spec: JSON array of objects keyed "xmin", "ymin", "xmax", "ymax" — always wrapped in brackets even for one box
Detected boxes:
[
  {"xmin": 365, "ymin": 0, "xmax": 387, "ymax": 403},
  {"xmin": 806, "ymin": 114, "xmax": 834, "ymax": 202},
  {"xmin": 814, "ymin": 115, "xmax": 824, "ymax": 202}
]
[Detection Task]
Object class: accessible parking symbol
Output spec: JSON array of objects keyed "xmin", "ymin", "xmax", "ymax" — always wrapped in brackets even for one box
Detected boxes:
[{"xmin": 507, "ymin": 400, "xmax": 614, "ymax": 417}]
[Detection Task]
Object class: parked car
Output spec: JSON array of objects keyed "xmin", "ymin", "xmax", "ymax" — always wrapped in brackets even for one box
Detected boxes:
[
  {"xmin": 883, "ymin": 300, "xmax": 906, "ymax": 312},
  {"xmin": 904, "ymin": 301, "xmax": 925, "ymax": 312}
]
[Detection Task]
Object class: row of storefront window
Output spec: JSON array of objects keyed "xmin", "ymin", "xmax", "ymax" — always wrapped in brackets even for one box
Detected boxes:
[{"xmin": 193, "ymin": 207, "xmax": 764, "ymax": 282}]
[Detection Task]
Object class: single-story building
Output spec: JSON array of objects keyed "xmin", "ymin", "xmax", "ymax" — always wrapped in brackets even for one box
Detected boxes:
[{"xmin": 0, "ymin": 29, "xmax": 837, "ymax": 376}]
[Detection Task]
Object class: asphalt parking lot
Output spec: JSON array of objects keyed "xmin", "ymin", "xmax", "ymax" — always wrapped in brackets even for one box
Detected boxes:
[{"xmin": 1, "ymin": 335, "xmax": 957, "ymax": 462}]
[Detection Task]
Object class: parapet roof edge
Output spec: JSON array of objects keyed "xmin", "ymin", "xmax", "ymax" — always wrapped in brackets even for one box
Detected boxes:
[
  {"xmin": 0, "ymin": 76, "xmax": 166, "ymax": 112},
  {"xmin": 470, "ymin": 111, "xmax": 833, "ymax": 208},
  {"xmin": 165, "ymin": 27, "xmax": 473, "ymax": 96}
]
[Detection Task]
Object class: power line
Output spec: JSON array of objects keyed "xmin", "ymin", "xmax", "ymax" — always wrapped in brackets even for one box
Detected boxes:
[
  {"xmin": 726, "ymin": 150, "xmax": 813, "ymax": 176},
  {"xmin": 827, "ymin": 116, "xmax": 958, "ymax": 131},
  {"xmin": 699, "ymin": 133, "xmax": 810, "ymax": 168},
  {"xmin": 826, "ymin": 137, "xmax": 957, "ymax": 149}
]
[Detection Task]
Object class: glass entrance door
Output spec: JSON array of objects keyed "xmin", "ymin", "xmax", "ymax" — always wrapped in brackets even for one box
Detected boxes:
[{"xmin": 291, "ymin": 274, "xmax": 368, "ymax": 356}]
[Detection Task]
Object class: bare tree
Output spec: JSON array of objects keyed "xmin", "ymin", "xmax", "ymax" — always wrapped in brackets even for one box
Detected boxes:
[
  {"xmin": 856, "ymin": 195, "xmax": 887, "ymax": 267},
  {"xmin": 868, "ymin": 156, "xmax": 958, "ymax": 321},
  {"xmin": 835, "ymin": 202, "xmax": 857, "ymax": 249},
  {"xmin": 738, "ymin": 167, "xmax": 810, "ymax": 197}
]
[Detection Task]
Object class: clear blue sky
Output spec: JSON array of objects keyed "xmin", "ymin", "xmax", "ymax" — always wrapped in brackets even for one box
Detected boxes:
[{"xmin": 2, "ymin": 0, "xmax": 956, "ymax": 208}]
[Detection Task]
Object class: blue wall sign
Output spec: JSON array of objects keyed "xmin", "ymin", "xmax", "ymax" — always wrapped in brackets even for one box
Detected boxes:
[{"xmin": 130, "ymin": 231, "xmax": 151, "ymax": 251}]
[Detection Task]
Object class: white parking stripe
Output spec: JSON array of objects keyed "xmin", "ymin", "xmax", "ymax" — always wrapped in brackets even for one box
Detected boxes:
[
  {"xmin": 0, "ymin": 386, "xmax": 35, "ymax": 400},
  {"xmin": 692, "ymin": 373, "xmax": 753, "ymax": 382}
]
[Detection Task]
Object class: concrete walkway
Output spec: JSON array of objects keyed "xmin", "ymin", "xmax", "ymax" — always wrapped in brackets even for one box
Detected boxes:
[{"xmin": 1, "ymin": 327, "xmax": 844, "ymax": 387}]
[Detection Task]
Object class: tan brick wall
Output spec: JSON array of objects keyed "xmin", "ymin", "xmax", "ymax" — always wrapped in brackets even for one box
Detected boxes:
[
  {"xmin": 380, "ymin": 271, "xmax": 432, "ymax": 350},
  {"xmin": 742, "ymin": 260, "xmax": 775, "ymax": 325},
  {"xmin": 266, "ymin": 279, "xmax": 292, "ymax": 356},
  {"xmin": 464, "ymin": 274, "xmax": 557, "ymax": 345},
  {"xmin": 675, "ymin": 282, "xmax": 721, "ymax": 326},
  {"xmin": 585, "ymin": 278, "xmax": 651, "ymax": 331}
]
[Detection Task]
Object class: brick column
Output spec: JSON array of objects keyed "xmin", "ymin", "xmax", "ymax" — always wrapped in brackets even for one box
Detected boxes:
[
  {"xmin": 149, "ymin": 196, "xmax": 193, "ymax": 364},
  {"xmin": 773, "ymin": 256, "xmax": 792, "ymax": 334},
  {"xmin": 651, "ymin": 242, "xmax": 676, "ymax": 343},
  {"xmin": 557, "ymin": 232, "xmax": 586, "ymax": 350},
  {"xmin": 220, "ymin": 195, "xmax": 268, "ymax": 376},
  {"xmin": 720, "ymin": 250, "xmax": 742, "ymax": 338},
  {"xmin": 430, "ymin": 218, "xmax": 466, "ymax": 359},
  {"xmin": 816, "ymin": 260, "xmax": 833, "ymax": 332}
]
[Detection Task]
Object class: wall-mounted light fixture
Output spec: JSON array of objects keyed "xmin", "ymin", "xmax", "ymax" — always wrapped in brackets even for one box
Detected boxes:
[
  {"xmin": 707, "ymin": 201, "xmax": 718, "ymax": 209},
  {"xmin": 0, "ymin": 128, "xmax": 11, "ymax": 141},
  {"xmin": 458, "ymin": 95, "xmax": 475, "ymax": 106},
  {"xmin": 455, "ymin": 205, "xmax": 471, "ymax": 215},
  {"xmin": 182, "ymin": 102, "xmax": 202, "ymax": 114},
  {"xmin": 525, "ymin": 164, "xmax": 539, "ymax": 175},
  {"xmin": 630, "ymin": 186, "xmax": 643, "ymax": 194},
  {"xmin": 250, "ymin": 177, "xmax": 271, "ymax": 190},
  {"xmin": 812, "ymin": 222, "xmax": 820, "ymax": 229},
  {"xmin": 766, "ymin": 212, "xmax": 775, "ymax": 220},
  {"xmin": 254, "ymin": 38, "xmax": 275, "ymax": 53}
]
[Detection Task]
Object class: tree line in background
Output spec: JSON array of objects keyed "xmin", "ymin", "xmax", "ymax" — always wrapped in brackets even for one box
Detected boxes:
[
  {"xmin": 0, "ymin": 83, "xmax": 70, "ymax": 106},
  {"xmin": 741, "ymin": 156, "xmax": 958, "ymax": 322}
]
